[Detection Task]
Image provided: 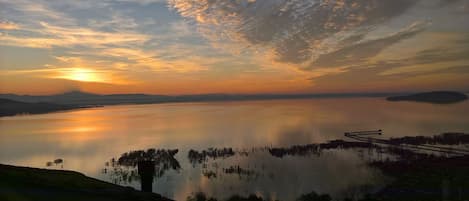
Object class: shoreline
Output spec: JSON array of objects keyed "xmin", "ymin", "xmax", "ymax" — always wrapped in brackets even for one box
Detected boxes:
[
  {"xmin": 0, "ymin": 92, "xmax": 399, "ymax": 118},
  {"xmin": 0, "ymin": 96, "xmax": 386, "ymax": 118}
]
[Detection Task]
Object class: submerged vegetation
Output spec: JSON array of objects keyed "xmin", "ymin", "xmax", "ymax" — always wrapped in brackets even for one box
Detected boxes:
[
  {"xmin": 268, "ymin": 140, "xmax": 377, "ymax": 158},
  {"xmin": 188, "ymin": 148, "xmax": 236, "ymax": 164},
  {"xmin": 116, "ymin": 149, "xmax": 180, "ymax": 168},
  {"xmin": 185, "ymin": 191, "xmax": 384, "ymax": 201},
  {"xmin": 2, "ymin": 132, "xmax": 469, "ymax": 200},
  {"xmin": 185, "ymin": 133, "xmax": 469, "ymax": 200},
  {"xmin": 387, "ymin": 132, "xmax": 469, "ymax": 145},
  {"xmin": 105, "ymin": 149, "xmax": 180, "ymax": 184},
  {"xmin": 186, "ymin": 192, "xmax": 267, "ymax": 201},
  {"xmin": 100, "ymin": 132, "xmax": 469, "ymax": 201}
]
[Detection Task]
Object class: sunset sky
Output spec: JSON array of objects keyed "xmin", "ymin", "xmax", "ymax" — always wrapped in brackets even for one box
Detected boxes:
[{"xmin": 1, "ymin": 0, "xmax": 468, "ymax": 95}]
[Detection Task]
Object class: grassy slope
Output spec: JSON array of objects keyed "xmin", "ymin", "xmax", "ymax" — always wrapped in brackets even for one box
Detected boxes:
[{"xmin": 0, "ymin": 164, "xmax": 172, "ymax": 201}]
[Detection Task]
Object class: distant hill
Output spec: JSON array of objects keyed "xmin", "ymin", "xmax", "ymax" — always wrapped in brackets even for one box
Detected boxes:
[
  {"xmin": 0, "ymin": 91, "xmax": 405, "ymax": 117},
  {"xmin": 0, "ymin": 91, "xmax": 398, "ymax": 107},
  {"xmin": 0, "ymin": 98, "xmax": 85, "ymax": 117},
  {"xmin": 0, "ymin": 91, "xmax": 181, "ymax": 106},
  {"xmin": 387, "ymin": 91, "xmax": 468, "ymax": 104}
]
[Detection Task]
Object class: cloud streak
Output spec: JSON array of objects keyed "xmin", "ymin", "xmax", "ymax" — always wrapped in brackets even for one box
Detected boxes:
[
  {"xmin": 0, "ymin": 22, "xmax": 149, "ymax": 48},
  {"xmin": 169, "ymin": 0, "xmax": 419, "ymax": 66},
  {"xmin": 169, "ymin": 0, "xmax": 469, "ymax": 86},
  {"xmin": 308, "ymin": 21, "xmax": 428, "ymax": 69},
  {"xmin": 0, "ymin": 20, "xmax": 20, "ymax": 30},
  {"xmin": 1, "ymin": 0, "xmax": 468, "ymax": 94}
]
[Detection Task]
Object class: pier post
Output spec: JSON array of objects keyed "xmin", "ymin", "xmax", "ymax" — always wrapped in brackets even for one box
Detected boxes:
[{"xmin": 137, "ymin": 161, "xmax": 155, "ymax": 192}]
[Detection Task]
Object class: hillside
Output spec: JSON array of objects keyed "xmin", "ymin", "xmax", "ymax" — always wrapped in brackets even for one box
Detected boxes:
[
  {"xmin": 0, "ymin": 164, "xmax": 171, "ymax": 201},
  {"xmin": 0, "ymin": 98, "xmax": 84, "ymax": 117},
  {"xmin": 0, "ymin": 91, "xmax": 397, "ymax": 106}
]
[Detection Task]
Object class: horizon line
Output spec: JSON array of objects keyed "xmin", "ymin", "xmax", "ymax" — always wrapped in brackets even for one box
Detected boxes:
[{"xmin": 1, "ymin": 89, "xmax": 468, "ymax": 97}]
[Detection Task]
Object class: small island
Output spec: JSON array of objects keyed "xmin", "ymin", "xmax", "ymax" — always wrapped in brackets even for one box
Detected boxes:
[{"xmin": 386, "ymin": 91, "xmax": 468, "ymax": 104}]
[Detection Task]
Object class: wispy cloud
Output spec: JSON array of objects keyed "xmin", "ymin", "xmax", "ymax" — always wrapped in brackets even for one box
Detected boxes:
[
  {"xmin": 0, "ymin": 0, "xmax": 74, "ymax": 24},
  {"xmin": 0, "ymin": 0, "xmax": 215, "ymax": 75},
  {"xmin": 0, "ymin": 22, "xmax": 149, "ymax": 48},
  {"xmin": 1, "ymin": 0, "xmax": 468, "ymax": 94},
  {"xmin": 168, "ymin": 0, "xmax": 419, "ymax": 65},
  {"xmin": 168, "ymin": 0, "xmax": 469, "ymax": 83},
  {"xmin": 307, "ymin": 21, "xmax": 429, "ymax": 69},
  {"xmin": 379, "ymin": 37, "xmax": 469, "ymax": 76},
  {"xmin": 0, "ymin": 20, "xmax": 20, "ymax": 30},
  {"xmin": 1, "ymin": 56, "xmax": 131, "ymax": 85}
]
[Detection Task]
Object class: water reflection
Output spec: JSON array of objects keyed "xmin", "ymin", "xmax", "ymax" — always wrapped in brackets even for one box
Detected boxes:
[
  {"xmin": 1, "ymin": 98, "xmax": 469, "ymax": 200},
  {"xmin": 107, "ymin": 147, "xmax": 383, "ymax": 200},
  {"xmin": 105, "ymin": 149, "xmax": 180, "ymax": 192},
  {"xmin": 189, "ymin": 148, "xmax": 236, "ymax": 165},
  {"xmin": 106, "ymin": 132, "xmax": 469, "ymax": 200}
]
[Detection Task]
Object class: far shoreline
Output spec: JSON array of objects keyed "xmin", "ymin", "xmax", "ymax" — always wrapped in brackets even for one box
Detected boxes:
[
  {"xmin": 0, "ymin": 94, "xmax": 388, "ymax": 118},
  {"xmin": 1, "ymin": 90, "xmax": 468, "ymax": 117}
]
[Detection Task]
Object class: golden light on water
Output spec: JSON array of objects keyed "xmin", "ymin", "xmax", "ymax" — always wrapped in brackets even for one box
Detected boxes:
[{"xmin": 62, "ymin": 126, "xmax": 99, "ymax": 133}]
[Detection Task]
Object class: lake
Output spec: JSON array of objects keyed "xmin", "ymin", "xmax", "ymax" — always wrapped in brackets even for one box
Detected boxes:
[{"xmin": 1, "ymin": 98, "xmax": 469, "ymax": 200}]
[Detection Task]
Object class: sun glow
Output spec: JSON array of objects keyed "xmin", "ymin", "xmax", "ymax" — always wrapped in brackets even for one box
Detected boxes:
[{"xmin": 58, "ymin": 68, "xmax": 104, "ymax": 83}]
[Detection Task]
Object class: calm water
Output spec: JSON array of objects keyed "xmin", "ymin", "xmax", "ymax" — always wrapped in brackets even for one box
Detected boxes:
[{"xmin": 1, "ymin": 98, "xmax": 469, "ymax": 200}]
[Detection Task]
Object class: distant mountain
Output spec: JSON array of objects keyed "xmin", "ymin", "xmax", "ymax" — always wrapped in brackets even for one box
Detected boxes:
[
  {"xmin": 0, "ymin": 91, "xmax": 172, "ymax": 106},
  {"xmin": 0, "ymin": 98, "xmax": 86, "ymax": 117},
  {"xmin": 386, "ymin": 91, "xmax": 468, "ymax": 104},
  {"xmin": 0, "ymin": 91, "xmax": 398, "ymax": 107}
]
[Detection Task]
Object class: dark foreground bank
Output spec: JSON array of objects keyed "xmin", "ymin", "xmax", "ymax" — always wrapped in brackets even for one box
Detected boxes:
[{"xmin": 0, "ymin": 164, "xmax": 172, "ymax": 201}]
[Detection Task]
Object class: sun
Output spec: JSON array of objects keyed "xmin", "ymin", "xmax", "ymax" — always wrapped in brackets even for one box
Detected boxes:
[
  {"xmin": 50, "ymin": 67, "xmax": 126, "ymax": 84},
  {"xmin": 54, "ymin": 68, "xmax": 106, "ymax": 82},
  {"xmin": 62, "ymin": 68, "xmax": 102, "ymax": 83}
]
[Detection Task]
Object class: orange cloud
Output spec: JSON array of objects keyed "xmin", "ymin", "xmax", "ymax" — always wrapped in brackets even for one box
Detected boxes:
[
  {"xmin": 0, "ymin": 20, "xmax": 20, "ymax": 30},
  {"xmin": 0, "ymin": 22, "xmax": 149, "ymax": 48}
]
